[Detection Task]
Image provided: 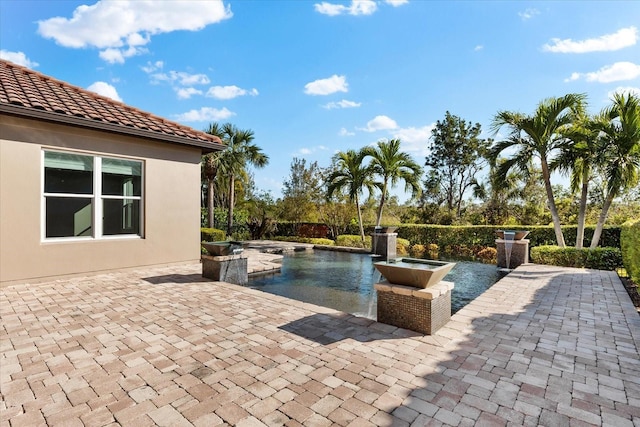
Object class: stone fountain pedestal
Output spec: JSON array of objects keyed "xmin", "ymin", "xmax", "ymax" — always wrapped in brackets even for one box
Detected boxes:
[
  {"xmin": 372, "ymin": 227, "xmax": 397, "ymax": 260},
  {"xmin": 495, "ymin": 239, "xmax": 529, "ymax": 269},
  {"xmin": 202, "ymin": 254, "xmax": 248, "ymax": 285},
  {"xmin": 374, "ymin": 280, "xmax": 454, "ymax": 334}
]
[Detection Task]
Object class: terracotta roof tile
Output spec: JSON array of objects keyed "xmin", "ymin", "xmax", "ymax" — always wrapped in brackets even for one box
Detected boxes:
[{"xmin": 0, "ymin": 59, "xmax": 223, "ymax": 149}]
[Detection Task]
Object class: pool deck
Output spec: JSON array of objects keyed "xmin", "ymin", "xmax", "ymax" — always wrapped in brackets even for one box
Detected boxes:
[{"xmin": 1, "ymin": 254, "xmax": 639, "ymax": 426}]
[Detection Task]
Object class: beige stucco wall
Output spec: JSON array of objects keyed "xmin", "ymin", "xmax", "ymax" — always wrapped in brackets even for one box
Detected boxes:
[{"xmin": 0, "ymin": 114, "xmax": 203, "ymax": 285}]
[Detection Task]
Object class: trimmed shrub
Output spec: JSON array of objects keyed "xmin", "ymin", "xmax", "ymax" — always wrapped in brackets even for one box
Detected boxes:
[
  {"xmin": 298, "ymin": 223, "xmax": 330, "ymax": 239},
  {"xmin": 476, "ymin": 247, "xmax": 497, "ymax": 264},
  {"xmin": 274, "ymin": 222, "xmax": 329, "ymax": 238},
  {"xmin": 530, "ymin": 245, "xmax": 623, "ymax": 270},
  {"xmin": 409, "ymin": 244, "xmax": 426, "ymax": 258},
  {"xmin": 201, "ymin": 228, "xmax": 225, "ymax": 242},
  {"xmin": 621, "ymin": 219, "xmax": 640, "ymax": 283},
  {"xmin": 336, "ymin": 234, "xmax": 372, "ymax": 248},
  {"xmin": 272, "ymin": 236, "xmax": 335, "ymax": 245},
  {"xmin": 407, "ymin": 243, "xmax": 440, "ymax": 259},
  {"xmin": 397, "ymin": 238, "xmax": 410, "ymax": 256},
  {"xmin": 426, "ymin": 243, "xmax": 439, "ymax": 259}
]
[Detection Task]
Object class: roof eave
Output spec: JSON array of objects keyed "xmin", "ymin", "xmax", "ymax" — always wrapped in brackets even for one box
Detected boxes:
[{"xmin": 0, "ymin": 103, "xmax": 225, "ymax": 154}]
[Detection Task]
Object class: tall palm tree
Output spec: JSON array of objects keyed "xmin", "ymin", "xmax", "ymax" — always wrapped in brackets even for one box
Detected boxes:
[
  {"xmin": 203, "ymin": 123, "xmax": 226, "ymax": 229},
  {"xmin": 491, "ymin": 93, "xmax": 586, "ymax": 247},
  {"xmin": 326, "ymin": 149, "xmax": 375, "ymax": 245},
  {"xmin": 553, "ymin": 111, "xmax": 598, "ymax": 249},
  {"xmin": 207, "ymin": 123, "xmax": 269, "ymax": 236},
  {"xmin": 589, "ymin": 92, "xmax": 640, "ymax": 249},
  {"xmin": 368, "ymin": 139, "xmax": 423, "ymax": 226}
]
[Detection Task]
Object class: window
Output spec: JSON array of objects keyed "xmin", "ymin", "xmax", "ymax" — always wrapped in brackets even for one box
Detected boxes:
[{"xmin": 43, "ymin": 150, "xmax": 143, "ymax": 240}]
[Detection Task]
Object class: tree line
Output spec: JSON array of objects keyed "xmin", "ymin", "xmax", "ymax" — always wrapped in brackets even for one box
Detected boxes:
[{"xmin": 201, "ymin": 92, "xmax": 640, "ymax": 248}]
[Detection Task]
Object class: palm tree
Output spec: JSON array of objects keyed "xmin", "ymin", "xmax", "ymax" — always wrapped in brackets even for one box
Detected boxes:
[
  {"xmin": 589, "ymin": 92, "xmax": 640, "ymax": 249},
  {"xmin": 368, "ymin": 139, "xmax": 423, "ymax": 226},
  {"xmin": 491, "ymin": 93, "xmax": 586, "ymax": 247},
  {"xmin": 207, "ymin": 123, "xmax": 269, "ymax": 236},
  {"xmin": 326, "ymin": 149, "xmax": 375, "ymax": 245},
  {"xmin": 474, "ymin": 156, "xmax": 525, "ymax": 225},
  {"xmin": 553, "ymin": 111, "xmax": 598, "ymax": 249},
  {"xmin": 203, "ymin": 123, "xmax": 226, "ymax": 229}
]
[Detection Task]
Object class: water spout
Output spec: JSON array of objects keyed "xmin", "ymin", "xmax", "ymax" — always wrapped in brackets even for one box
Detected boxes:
[{"xmin": 366, "ymin": 292, "xmax": 376, "ymax": 319}]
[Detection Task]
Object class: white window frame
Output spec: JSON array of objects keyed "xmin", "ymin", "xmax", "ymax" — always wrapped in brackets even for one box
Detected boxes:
[{"xmin": 41, "ymin": 149, "xmax": 145, "ymax": 242}]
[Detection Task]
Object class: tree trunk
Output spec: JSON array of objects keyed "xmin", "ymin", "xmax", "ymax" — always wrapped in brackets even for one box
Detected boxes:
[
  {"xmin": 575, "ymin": 169, "xmax": 589, "ymax": 249},
  {"xmin": 207, "ymin": 177, "xmax": 215, "ymax": 229},
  {"xmin": 356, "ymin": 195, "xmax": 365, "ymax": 246},
  {"xmin": 589, "ymin": 192, "xmax": 614, "ymax": 249},
  {"xmin": 227, "ymin": 174, "xmax": 235, "ymax": 237},
  {"xmin": 375, "ymin": 181, "xmax": 387, "ymax": 227},
  {"xmin": 541, "ymin": 159, "xmax": 566, "ymax": 247}
]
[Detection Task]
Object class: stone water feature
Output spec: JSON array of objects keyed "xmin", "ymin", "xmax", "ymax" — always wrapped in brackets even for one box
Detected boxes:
[
  {"xmin": 373, "ymin": 258, "xmax": 456, "ymax": 334},
  {"xmin": 371, "ymin": 226, "xmax": 397, "ymax": 260},
  {"xmin": 495, "ymin": 230, "xmax": 530, "ymax": 271},
  {"xmin": 201, "ymin": 241, "xmax": 248, "ymax": 285}
]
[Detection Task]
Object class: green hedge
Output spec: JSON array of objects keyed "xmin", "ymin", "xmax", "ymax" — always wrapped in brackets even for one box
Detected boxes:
[
  {"xmin": 279, "ymin": 223, "xmax": 621, "ymax": 249},
  {"xmin": 621, "ymin": 219, "xmax": 640, "ymax": 282},
  {"xmin": 201, "ymin": 228, "xmax": 226, "ymax": 242},
  {"xmin": 394, "ymin": 225, "xmax": 620, "ymax": 249},
  {"xmin": 530, "ymin": 245, "xmax": 623, "ymax": 270},
  {"xmin": 336, "ymin": 235, "xmax": 372, "ymax": 248}
]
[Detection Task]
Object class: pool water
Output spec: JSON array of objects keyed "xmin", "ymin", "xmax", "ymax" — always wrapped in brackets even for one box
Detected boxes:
[{"xmin": 247, "ymin": 250, "xmax": 500, "ymax": 318}]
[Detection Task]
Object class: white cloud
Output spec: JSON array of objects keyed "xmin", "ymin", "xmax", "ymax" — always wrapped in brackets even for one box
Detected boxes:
[
  {"xmin": 0, "ymin": 50, "xmax": 39, "ymax": 68},
  {"xmin": 178, "ymin": 73, "xmax": 210, "ymax": 86},
  {"xmin": 141, "ymin": 60, "xmax": 164, "ymax": 73},
  {"xmin": 391, "ymin": 125, "xmax": 435, "ymax": 156},
  {"xmin": 543, "ymin": 26, "xmax": 637, "ymax": 53},
  {"xmin": 359, "ymin": 115, "xmax": 398, "ymax": 132},
  {"xmin": 206, "ymin": 85, "xmax": 259, "ymax": 100},
  {"xmin": 86, "ymin": 81, "xmax": 122, "ymax": 102},
  {"xmin": 176, "ymin": 87, "xmax": 203, "ymax": 99},
  {"xmin": 608, "ymin": 86, "xmax": 640, "ymax": 99},
  {"xmin": 314, "ymin": 0, "xmax": 377, "ymax": 16},
  {"xmin": 150, "ymin": 70, "xmax": 210, "ymax": 86},
  {"xmin": 174, "ymin": 107, "xmax": 235, "ymax": 122},
  {"xmin": 304, "ymin": 74, "xmax": 348, "ymax": 95},
  {"xmin": 295, "ymin": 145, "xmax": 328, "ymax": 156},
  {"xmin": 565, "ymin": 72, "xmax": 581, "ymax": 82},
  {"xmin": 565, "ymin": 62, "xmax": 640, "ymax": 83},
  {"xmin": 339, "ymin": 127, "xmax": 355, "ymax": 136},
  {"xmin": 323, "ymin": 99, "xmax": 361, "ymax": 109},
  {"xmin": 474, "ymin": 45, "xmax": 484, "ymax": 52},
  {"xmin": 385, "ymin": 0, "xmax": 408, "ymax": 6},
  {"xmin": 100, "ymin": 43, "xmax": 150, "ymax": 64},
  {"xmin": 37, "ymin": 1, "xmax": 232, "ymax": 63},
  {"xmin": 518, "ymin": 8, "xmax": 539, "ymax": 20}
]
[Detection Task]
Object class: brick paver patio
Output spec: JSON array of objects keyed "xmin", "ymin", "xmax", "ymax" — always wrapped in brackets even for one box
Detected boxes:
[{"xmin": 1, "ymin": 262, "xmax": 639, "ymax": 426}]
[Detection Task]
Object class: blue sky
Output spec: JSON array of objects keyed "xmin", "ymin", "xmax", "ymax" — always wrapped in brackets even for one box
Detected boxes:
[{"xmin": 2, "ymin": 0, "xmax": 639, "ymax": 203}]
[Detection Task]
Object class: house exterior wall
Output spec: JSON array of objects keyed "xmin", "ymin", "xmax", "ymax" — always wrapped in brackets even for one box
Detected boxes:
[{"xmin": 0, "ymin": 114, "xmax": 203, "ymax": 285}]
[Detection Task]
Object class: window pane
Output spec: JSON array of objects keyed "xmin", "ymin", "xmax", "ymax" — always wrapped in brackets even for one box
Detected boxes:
[
  {"xmin": 103, "ymin": 199, "xmax": 140, "ymax": 235},
  {"xmin": 45, "ymin": 151, "xmax": 93, "ymax": 171},
  {"xmin": 102, "ymin": 158, "xmax": 142, "ymax": 196},
  {"xmin": 44, "ymin": 152, "xmax": 93, "ymax": 194},
  {"xmin": 46, "ymin": 197, "xmax": 92, "ymax": 238}
]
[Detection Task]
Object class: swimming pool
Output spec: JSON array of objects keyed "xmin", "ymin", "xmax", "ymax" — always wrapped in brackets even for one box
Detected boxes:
[{"xmin": 247, "ymin": 250, "xmax": 500, "ymax": 318}]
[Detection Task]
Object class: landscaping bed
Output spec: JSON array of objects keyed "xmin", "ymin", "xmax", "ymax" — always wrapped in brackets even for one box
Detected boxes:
[{"xmin": 621, "ymin": 276, "xmax": 640, "ymax": 313}]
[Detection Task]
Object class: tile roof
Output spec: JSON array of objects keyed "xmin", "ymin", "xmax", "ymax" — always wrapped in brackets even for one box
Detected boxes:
[{"xmin": 0, "ymin": 59, "xmax": 223, "ymax": 151}]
